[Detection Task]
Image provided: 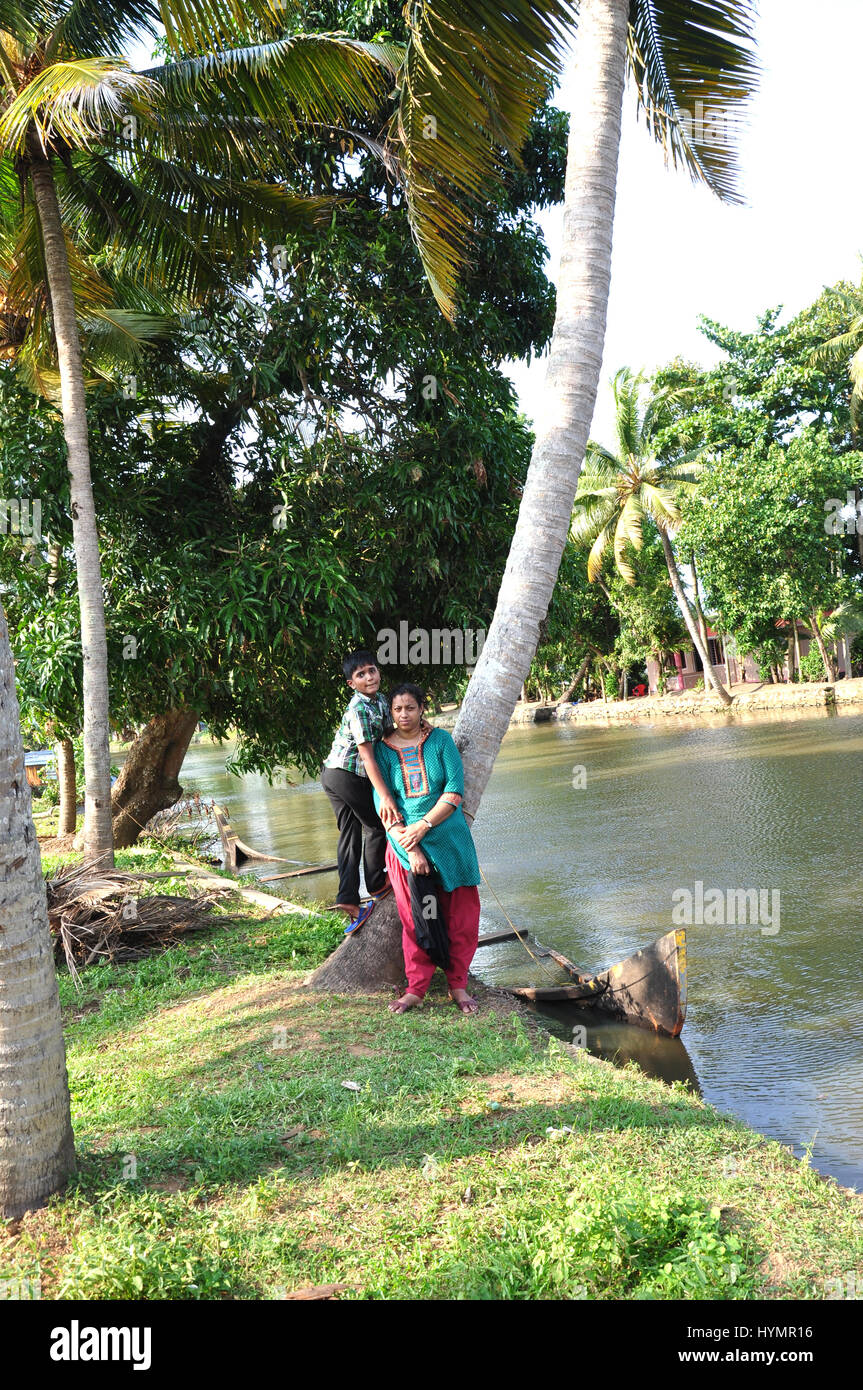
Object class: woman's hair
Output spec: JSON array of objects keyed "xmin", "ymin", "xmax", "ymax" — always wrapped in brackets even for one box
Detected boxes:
[{"xmin": 389, "ymin": 681, "xmax": 426, "ymax": 708}]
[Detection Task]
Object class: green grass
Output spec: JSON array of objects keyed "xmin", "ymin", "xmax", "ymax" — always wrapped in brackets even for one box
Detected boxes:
[{"xmin": 3, "ymin": 843, "xmax": 861, "ymax": 1300}]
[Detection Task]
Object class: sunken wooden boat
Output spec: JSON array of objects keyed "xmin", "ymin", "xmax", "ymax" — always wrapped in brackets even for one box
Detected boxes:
[{"xmin": 501, "ymin": 928, "xmax": 687, "ymax": 1038}]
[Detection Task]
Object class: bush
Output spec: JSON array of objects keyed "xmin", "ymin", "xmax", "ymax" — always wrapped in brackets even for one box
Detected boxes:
[{"xmin": 798, "ymin": 646, "xmax": 826, "ymax": 682}]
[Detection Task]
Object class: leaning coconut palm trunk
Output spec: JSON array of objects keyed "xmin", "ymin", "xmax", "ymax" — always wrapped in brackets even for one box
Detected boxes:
[
  {"xmin": 658, "ymin": 529, "xmax": 732, "ymax": 705},
  {"xmin": 0, "ymin": 603, "xmax": 75, "ymax": 1219},
  {"xmin": 27, "ymin": 139, "xmax": 114, "ymax": 864},
  {"xmin": 808, "ymin": 610, "xmax": 837, "ymax": 682},
  {"xmin": 454, "ymin": 0, "xmax": 630, "ymax": 815}
]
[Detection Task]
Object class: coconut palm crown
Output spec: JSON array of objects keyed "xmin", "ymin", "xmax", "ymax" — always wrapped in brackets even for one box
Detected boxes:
[
  {"xmin": 571, "ymin": 367, "xmax": 701, "ymax": 584},
  {"xmin": 572, "ymin": 366, "xmax": 732, "ymax": 703}
]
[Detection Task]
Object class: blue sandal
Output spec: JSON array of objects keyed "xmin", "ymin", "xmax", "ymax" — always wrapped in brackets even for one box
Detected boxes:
[
  {"xmin": 344, "ymin": 900, "xmax": 375, "ymax": 935},
  {"xmin": 368, "ymin": 880, "xmax": 393, "ymax": 905}
]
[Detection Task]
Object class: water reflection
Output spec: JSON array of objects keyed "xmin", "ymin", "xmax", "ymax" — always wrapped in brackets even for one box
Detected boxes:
[{"xmin": 533, "ymin": 1002, "xmax": 703, "ymax": 1093}]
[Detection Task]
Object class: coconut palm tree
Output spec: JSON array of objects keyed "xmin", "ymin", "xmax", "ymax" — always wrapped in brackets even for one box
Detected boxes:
[
  {"xmin": 453, "ymin": 0, "xmax": 757, "ymax": 811},
  {"xmin": 811, "ymin": 282, "xmax": 863, "ymax": 427},
  {"xmin": 0, "ymin": 600, "xmax": 75, "ymax": 1219},
  {"xmin": 571, "ymin": 367, "xmax": 732, "ymax": 703}
]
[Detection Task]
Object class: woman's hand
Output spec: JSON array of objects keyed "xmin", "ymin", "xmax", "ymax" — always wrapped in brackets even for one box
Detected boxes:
[
  {"xmin": 378, "ymin": 796, "xmax": 401, "ymax": 828},
  {"xmin": 408, "ymin": 848, "xmax": 431, "ymax": 875},
  {"xmin": 397, "ymin": 821, "xmax": 427, "ymax": 852}
]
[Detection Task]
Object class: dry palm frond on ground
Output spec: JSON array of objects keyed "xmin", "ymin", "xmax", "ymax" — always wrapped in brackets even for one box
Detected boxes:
[
  {"xmin": 145, "ymin": 794, "xmax": 220, "ymax": 858},
  {"xmin": 45, "ymin": 862, "xmax": 238, "ymax": 979}
]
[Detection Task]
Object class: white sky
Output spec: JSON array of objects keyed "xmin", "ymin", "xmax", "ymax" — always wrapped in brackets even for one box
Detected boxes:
[{"xmin": 507, "ymin": 0, "xmax": 863, "ymax": 449}]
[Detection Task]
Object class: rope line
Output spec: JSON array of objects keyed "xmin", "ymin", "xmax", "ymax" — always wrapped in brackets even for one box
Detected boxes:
[{"xmin": 478, "ymin": 864, "xmax": 561, "ymax": 981}]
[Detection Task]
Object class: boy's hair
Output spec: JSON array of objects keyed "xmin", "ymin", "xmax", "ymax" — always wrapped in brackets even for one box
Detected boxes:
[
  {"xmin": 343, "ymin": 649, "xmax": 378, "ymax": 680},
  {"xmin": 389, "ymin": 681, "xmax": 426, "ymax": 708}
]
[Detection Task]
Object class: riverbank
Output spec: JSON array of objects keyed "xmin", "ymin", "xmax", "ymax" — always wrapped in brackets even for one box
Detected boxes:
[
  {"xmin": 429, "ymin": 677, "xmax": 863, "ymax": 730},
  {"xmin": 5, "ymin": 840, "xmax": 861, "ymax": 1300}
]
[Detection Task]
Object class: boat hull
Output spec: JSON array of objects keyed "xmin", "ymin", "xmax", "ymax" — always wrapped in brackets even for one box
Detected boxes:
[{"xmin": 507, "ymin": 928, "xmax": 687, "ymax": 1038}]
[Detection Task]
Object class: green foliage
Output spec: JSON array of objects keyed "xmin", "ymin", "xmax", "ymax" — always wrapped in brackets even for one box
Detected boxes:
[
  {"xmin": 677, "ymin": 427, "xmax": 861, "ymax": 657},
  {"xmin": 529, "ymin": 539, "xmax": 616, "ymax": 699},
  {"xmin": 56, "ymin": 1194, "xmax": 242, "ymax": 1300},
  {"xmin": 529, "ymin": 1192, "xmax": 746, "ymax": 1299},
  {"xmin": 798, "ymin": 646, "xmax": 826, "ymax": 683},
  {"xmin": 1, "ymin": 81, "xmax": 564, "ymax": 775}
]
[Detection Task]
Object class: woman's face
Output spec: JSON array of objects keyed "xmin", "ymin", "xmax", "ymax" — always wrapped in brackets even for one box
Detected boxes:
[{"xmin": 391, "ymin": 694, "xmax": 422, "ymax": 733}]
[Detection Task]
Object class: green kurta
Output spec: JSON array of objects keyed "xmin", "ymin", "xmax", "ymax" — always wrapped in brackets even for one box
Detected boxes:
[{"xmin": 373, "ymin": 727, "xmax": 480, "ymax": 891}]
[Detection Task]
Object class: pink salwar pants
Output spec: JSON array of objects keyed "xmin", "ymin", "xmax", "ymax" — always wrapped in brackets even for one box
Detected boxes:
[{"xmin": 385, "ymin": 843, "xmax": 480, "ymax": 997}]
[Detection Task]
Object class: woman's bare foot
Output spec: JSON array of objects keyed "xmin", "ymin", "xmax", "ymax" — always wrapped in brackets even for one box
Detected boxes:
[
  {"xmin": 450, "ymin": 990, "xmax": 479, "ymax": 1016},
  {"xmin": 388, "ymin": 992, "xmax": 423, "ymax": 1014}
]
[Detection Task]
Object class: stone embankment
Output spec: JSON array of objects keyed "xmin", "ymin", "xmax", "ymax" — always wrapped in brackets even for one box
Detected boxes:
[{"xmin": 431, "ymin": 678, "xmax": 863, "ymax": 729}]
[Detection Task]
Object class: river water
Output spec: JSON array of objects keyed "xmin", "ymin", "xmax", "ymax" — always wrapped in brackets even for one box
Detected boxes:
[{"xmin": 173, "ymin": 710, "xmax": 863, "ymax": 1190}]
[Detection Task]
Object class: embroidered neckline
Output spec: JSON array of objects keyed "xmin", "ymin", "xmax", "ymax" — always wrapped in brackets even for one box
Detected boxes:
[
  {"xmin": 386, "ymin": 726, "xmax": 432, "ymax": 797},
  {"xmin": 382, "ymin": 724, "xmax": 432, "ymax": 752}
]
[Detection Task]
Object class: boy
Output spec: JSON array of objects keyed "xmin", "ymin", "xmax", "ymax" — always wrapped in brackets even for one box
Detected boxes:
[{"xmin": 321, "ymin": 650, "xmax": 401, "ymax": 933}]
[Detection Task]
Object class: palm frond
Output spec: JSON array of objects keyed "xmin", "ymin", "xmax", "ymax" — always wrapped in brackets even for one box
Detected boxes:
[
  {"xmin": 79, "ymin": 306, "xmax": 173, "ymax": 350},
  {"xmin": 611, "ymin": 366, "xmax": 643, "ymax": 456},
  {"xmin": 586, "ymin": 516, "xmax": 617, "ymax": 583},
  {"xmin": 0, "ymin": 7, "xmax": 38, "ymax": 56},
  {"xmin": 17, "ymin": 334, "xmax": 63, "ymax": 402},
  {"xmin": 59, "ymin": 152, "xmax": 327, "ymax": 301},
  {"xmin": 571, "ymin": 464, "xmax": 620, "ymax": 546},
  {"xmin": 0, "ymin": 58, "xmax": 157, "ymax": 154},
  {"xmin": 628, "ymin": 0, "xmax": 759, "ymax": 204},
  {"xmin": 640, "ymin": 480, "xmax": 681, "ymax": 531},
  {"xmin": 156, "ymin": 0, "xmax": 292, "ymax": 55},
  {"xmin": 143, "ymin": 34, "xmax": 401, "ymax": 136},
  {"xmin": 44, "ymin": 1, "xmax": 162, "ymax": 61},
  {"xmin": 584, "ymin": 440, "xmax": 625, "ymax": 476},
  {"xmin": 617, "ymin": 490, "xmax": 645, "ymax": 553},
  {"xmin": 821, "ymin": 595, "xmax": 863, "ymax": 644},
  {"xmin": 393, "ymin": 0, "xmax": 575, "ymax": 320}
]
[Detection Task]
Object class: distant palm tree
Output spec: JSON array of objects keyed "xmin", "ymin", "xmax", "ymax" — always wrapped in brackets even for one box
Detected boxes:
[
  {"xmin": 811, "ymin": 282, "xmax": 863, "ymax": 427},
  {"xmin": 571, "ymin": 368, "xmax": 733, "ymax": 705}
]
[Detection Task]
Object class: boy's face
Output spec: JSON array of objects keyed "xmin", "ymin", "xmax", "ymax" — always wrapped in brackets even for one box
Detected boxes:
[{"xmin": 347, "ymin": 662, "xmax": 380, "ymax": 697}]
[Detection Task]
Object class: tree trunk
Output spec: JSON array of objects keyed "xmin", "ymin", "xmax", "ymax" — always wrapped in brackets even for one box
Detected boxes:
[
  {"xmin": 451, "ymin": 0, "xmax": 631, "ymax": 818},
  {"xmin": 690, "ymin": 551, "xmax": 709, "ymax": 647},
  {"xmin": 110, "ymin": 710, "xmax": 200, "ymax": 848},
  {"xmin": 792, "ymin": 619, "xmax": 801, "ymax": 679},
  {"xmin": 0, "ymin": 603, "xmax": 75, "ymax": 1219},
  {"xmin": 658, "ymin": 530, "xmax": 733, "ymax": 706},
  {"xmin": 307, "ymin": 898, "xmax": 406, "ymax": 992},
  {"xmin": 27, "ymin": 140, "xmax": 114, "ymax": 866},
  {"xmin": 560, "ymin": 652, "xmax": 591, "ymax": 702},
  {"xmin": 55, "ymin": 737, "xmax": 77, "ymax": 836},
  {"xmin": 809, "ymin": 611, "xmax": 837, "ymax": 682}
]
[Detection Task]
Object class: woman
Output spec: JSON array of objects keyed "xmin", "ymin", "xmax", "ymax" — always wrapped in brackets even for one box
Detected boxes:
[{"xmin": 373, "ymin": 682, "xmax": 481, "ymax": 1015}]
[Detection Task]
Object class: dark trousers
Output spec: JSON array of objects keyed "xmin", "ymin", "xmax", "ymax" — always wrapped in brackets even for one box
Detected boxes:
[{"xmin": 320, "ymin": 766, "xmax": 388, "ymax": 905}]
